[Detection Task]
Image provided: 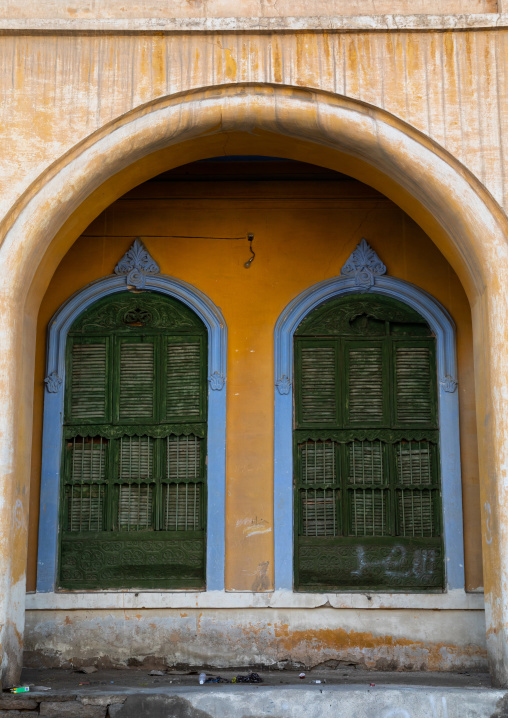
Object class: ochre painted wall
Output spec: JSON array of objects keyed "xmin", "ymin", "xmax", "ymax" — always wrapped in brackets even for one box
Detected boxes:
[{"xmin": 27, "ymin": 169, "xmax": 483, "ymax": 592}]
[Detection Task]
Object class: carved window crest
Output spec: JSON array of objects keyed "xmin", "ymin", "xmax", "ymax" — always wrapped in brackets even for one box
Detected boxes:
[
  {"xmin": 340, "ymin": 238, "xmax": 387, "ymax": 290},
  {"xmin": 114, "ymin": 238, "xmax": 160, "ymax": 289}
]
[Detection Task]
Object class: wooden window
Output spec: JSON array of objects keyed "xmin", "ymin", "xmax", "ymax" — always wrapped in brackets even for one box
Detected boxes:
[
  {"xmin": 294, "ymin": 294, "xmax": 442, "ymax": 591},
  {"xmin": 59, "ymin": 292, "xmax": 207, "ymax": 590}
]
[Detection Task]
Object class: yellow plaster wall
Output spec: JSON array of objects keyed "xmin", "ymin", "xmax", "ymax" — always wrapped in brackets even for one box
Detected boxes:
[
  {"xmin": 0, "ymin": 28, "xmax": 507, "ymax": 226},
  {"xmin": 27, "ymin": 172, "xmax": 483, "ymax": 592}
]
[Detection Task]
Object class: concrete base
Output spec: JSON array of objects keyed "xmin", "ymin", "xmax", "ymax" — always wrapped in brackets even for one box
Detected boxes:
[{"xmin": 4, "ymin": 685, "xmax": 508, "ymax": 718}]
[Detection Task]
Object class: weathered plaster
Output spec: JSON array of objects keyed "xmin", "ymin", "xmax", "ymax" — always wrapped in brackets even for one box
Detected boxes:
[
  {"xmin": 0, "ymin": 15, "xmax": 507, "ymax": 31},
  {"xmin": 0, "ymin": 1, "xmax": 498, "ymax": 20},
  {"xmin": 1, "ymin": 84, "xmax": 508, "ymax": 684},
  {"xmin": 23, "ymin": 607, "xmax": 487, "ymax": 672},
  {"xmin": 0, "ymin": 28, "xmax": 507, "ymax": 220}
]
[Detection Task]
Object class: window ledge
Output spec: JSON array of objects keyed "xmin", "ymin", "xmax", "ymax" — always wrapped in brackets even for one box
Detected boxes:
[
  {"xmin": 0, "ymin": 14, "xmax": 507, "ymax": 33},
  {"xmin": 26, "ymin": 588, "xmax": 484, "ymax": 611}
]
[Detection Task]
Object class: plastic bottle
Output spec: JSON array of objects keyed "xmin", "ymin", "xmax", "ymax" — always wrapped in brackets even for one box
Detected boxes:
[{"xmin": 199, "ymin": 673, "xmax": 206, "ymax": 685}]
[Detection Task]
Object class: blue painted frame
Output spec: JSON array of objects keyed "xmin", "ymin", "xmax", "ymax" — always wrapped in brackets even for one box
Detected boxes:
[
  {"xmin": 37, "ymin": 274, "xmax": 227, "ymax": 593},
  {"xmin": 274, "ymin": 275, "xmax": 464, "ymax": 592}
]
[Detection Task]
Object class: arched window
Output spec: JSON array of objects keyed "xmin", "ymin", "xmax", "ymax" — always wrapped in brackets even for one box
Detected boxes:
[
  {"xmin": 58, "ymin": 291, "xmax": 208, "ymax": 590},
  {"xmin": 293, "ymin": 293, "xmax": 443, "ymax": 591}
]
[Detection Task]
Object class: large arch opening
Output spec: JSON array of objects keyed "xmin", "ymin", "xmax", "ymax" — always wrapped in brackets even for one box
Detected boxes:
[{"xmin": 2, "ymin": 84, "xmax": 508, "ymax": 684}]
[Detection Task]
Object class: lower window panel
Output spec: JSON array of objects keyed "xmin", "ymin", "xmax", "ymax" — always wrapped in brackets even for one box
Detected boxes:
[
  {"xmin": 59, "ymin": 532, "xmax": 205, "ymax": 589},
  {"xmin": 296, "ymin": 536, "xmax": 443, "ymax": 591}
]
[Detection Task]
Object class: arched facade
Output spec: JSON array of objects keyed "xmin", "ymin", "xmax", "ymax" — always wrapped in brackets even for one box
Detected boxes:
[{"xmin": 1, "ymin": 84, "xmax": 508, "ymax": 685}]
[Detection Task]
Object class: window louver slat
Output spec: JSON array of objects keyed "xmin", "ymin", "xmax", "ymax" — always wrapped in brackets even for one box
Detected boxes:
[
  {"xmin": 350, "ymin": 488, "xmax": 388, "ymax": 536},
  {"xmin": 397, "ymin": 489, "xmax": 436, "ymax": 537},
  {"xmin": 396, "ymin": 347, "xmax": 432, "ymax": 423},
  {"xmin": 118, "ymin": 484, "xmax": 153, "ymax": 531},
  {"xmin": 348, "ymin": 440, "xmax": 384, "ymax": 485},
  {"xmin": 71, "ymin": 342, "xmax": 107, "ymax": 419},
  {"xmin": 164, "ymin": 483, "xmax": 201, "ymax": 530},
  {"xmin": 396, "ymin": 441, "xmax": 432, "ymax": 485},
  {"xmin": 167, "ymin": 341, "xmax": 202, "ymax": 419},
  {"xmin": 119, "ymin": 436, "xmax": 154, "ymax": 481},
  {"xmin": 348, "ymin": 347, "xmax": 384, "ymax": 423},
  {"xmin": 69, "ymin": 437, "xmax": 107, "ymax": 483},
  {"xmin": 301, "ymin": 488, "xmax": 338, "ymax": 536},
  {"xmin": 301, "ymin": 441, "xmax": 336, "ymax": 484},
  {"xmin": 119, "ymin": 342, "xmax": 154, "ymax": 420},
  {"xmin": 66, "ymin": 484, "xmax": 105, "ymax": 532},
  {"xmin": 166, "ymin": 435, "xmax": 201, "ymax": 480},
  {"xmin": 300, "ymin": 346, "xmax": 337, "ymax": 424}
]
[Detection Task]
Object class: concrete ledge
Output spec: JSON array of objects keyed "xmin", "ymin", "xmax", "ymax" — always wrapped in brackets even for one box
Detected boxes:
[
  {"xmin": 0, "ymin": 14, "xmax": 507, "ymax": 33},
  {"xmin": 9, "ymin": 686, "xmax": 508, "ymax": 718},
  {"xmin": 25, "ymin": 589, "xmax": 485, "ymax": 611}
]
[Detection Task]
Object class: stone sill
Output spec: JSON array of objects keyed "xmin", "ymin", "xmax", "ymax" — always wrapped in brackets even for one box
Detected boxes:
[
  {"xmin": 26, "ymin": 588, "xmax": 484, "ymax": 611},
  {"xmin": 0, "ymin": 14, "xmax": 507, "ymax": 33}
]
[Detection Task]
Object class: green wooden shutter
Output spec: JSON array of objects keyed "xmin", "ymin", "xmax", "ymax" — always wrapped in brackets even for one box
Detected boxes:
[
  {"xmin": 296, "ymin": 341, "xmax": 338, "ymax": 426},
  {"xmin": 394, "ymin": 342, "xmax": 434, "ymax": 424},
  {"xmin": 166, "ymin": 338, "xmax": 204, "ymax": 420},
  {"xmin": 118, "ymin": 338, "xmax": 156, "ymax": 421},
  {"xmin": 60, "ymin": 293, "xmax": 207, "ymax": 590},
  {"xmin": 395, "ymin": 440, "xmax": 439, "ymax": 537},
  {"xmin": 68, "ymin": 338, "xmax": 109, "ymax": 421},
  {"xmin": 298, "ymin": 440, "xmax": 339, "ymax": 537},
  {"xmin": 347, "ymin": 440, "xmax": 388, "ymax": 537},
  {"xmin": 345, "ymin": 342, "xmax": 385, "ymax": 425},
  {"xmin": 163, "ymin": 435, "xmax": 203, "ymax": 531},
  {"xmin": 294, "ymin": 294, "xmax": 443, "ymax": 592},
  {"xmin": 64, "ymin": 437, "xmax": 107, "ymax": 532}
]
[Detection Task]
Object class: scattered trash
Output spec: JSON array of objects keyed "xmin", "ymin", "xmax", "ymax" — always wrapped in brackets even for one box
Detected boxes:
[
  {"xmin": 75, "ymin": 666, "xmax": 98, "ymax": 674},
  {"xmin": 199, "ymin": 673, "xmax": 207, "ymax": 685},
  {"xmin": 110, "ymin": 681, "xmax": 115, "ymax": 684},
  {"xmin": 370, "ymin": 683, "xmax": 376, "ymax": 687},
  {"xmin": 10, "ymin": 687, "xmax": 30, "ymax": 693},
  {"xmin": 149, "ymin": 670, "xmax": 165, "ymax": 676},
  {"xmin": 299, "ymin": 673, "xmax": 306, "ymax": 679},
  {"xmin": 78, "ymin": 682, "xmax": 90, "ymax": 686},
  {"xmin": 31, "ymin": 686, "xmax": 52, "ymax": 691},
  {"xmin": 232, "ymin": 673, "xmax": 263, "ymax": 684},
  {"xmin": 205, "ymin": 676, "xmax": 230, "ymax": 684},
  {"xmin": 310, "ymin": 680, "xmax": 322, "ymax": 684}
]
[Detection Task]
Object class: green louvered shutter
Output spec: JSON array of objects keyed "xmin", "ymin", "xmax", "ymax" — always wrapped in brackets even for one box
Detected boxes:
[
  {"xmin": 59, "ymin": 292, "xmax": 207, "ymax": 591},
  {"xmin": 68, "ymin": 338, "xmax": 109, "ymax": 422},
  {"xmin": 294, "ymin": 294, "xmax": 442, "ymax": 592},
  {"xmin": 296, "ymin": 341, "xmax": 338, "ymax": 426},
  {"xmin": 166, "ymin": 337, "xmax": 205, "ymax": 421},
  {"xmin": 394, "ymin": 342, "xmax": 436, "ymax": 425},
  {"xmin": 117, "ymin": 338, "xmax": 156, "ymax": 422},
  {"xmin": 345, "ymin": 342, "xmax": 386, "ymax": 426}
]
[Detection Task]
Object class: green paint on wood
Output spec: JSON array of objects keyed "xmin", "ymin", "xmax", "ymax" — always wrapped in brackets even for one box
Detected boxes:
[
  {"xmin": 294, "ymin": 294, "xmax": 442, "ymax": 591},
  {"xmin": 59, "ymin": 292, "xmax": 207, "ymax": 590}
]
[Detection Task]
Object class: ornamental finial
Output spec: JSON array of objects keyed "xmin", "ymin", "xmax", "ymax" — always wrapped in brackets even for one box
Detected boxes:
[
  {"xmin": 340, "ymin": 239, "xmax": 386, "ymax": 290},
  {"xmin": 114, "ymin": 238, "xmax": 160, "ymax": 289}
]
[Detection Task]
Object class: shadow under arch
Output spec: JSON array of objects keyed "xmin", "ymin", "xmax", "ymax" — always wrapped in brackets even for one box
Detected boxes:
[{"xmin": 2, "ymin": 82, "xmax": 508, "ymax": 684}]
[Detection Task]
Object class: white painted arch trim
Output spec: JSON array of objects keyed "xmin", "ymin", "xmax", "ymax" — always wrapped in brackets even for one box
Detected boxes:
[
  {"xmin": 273, "ymin": 275, "xmax": 464, "ymax": 592},
  {"xmin": 37, "ymin": 274, "xmax": 227, "ymax": 593}
]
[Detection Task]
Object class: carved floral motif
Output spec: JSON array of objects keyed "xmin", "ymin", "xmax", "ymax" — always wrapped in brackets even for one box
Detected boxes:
[
  {"xmin": 114, "ymin": 238, "xmax": 160, "ymax": 289},
  {"xmin": 208, "ymin": 371, "xmax": 225, "ymax": 391},
  {"xmin": 340, "ymin": 238, "xmax": 387, "ymax": 289},
  {"xmin": 276, "ymin": 375, "xmax": 292, "ymax": 395},
  {"xmin": 45, "ymin": 371, "xmax": 63, "ymax": 393},
  {"xmin": 440, "ymin": 375, "xmax": 458, "ymax": 393}
]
